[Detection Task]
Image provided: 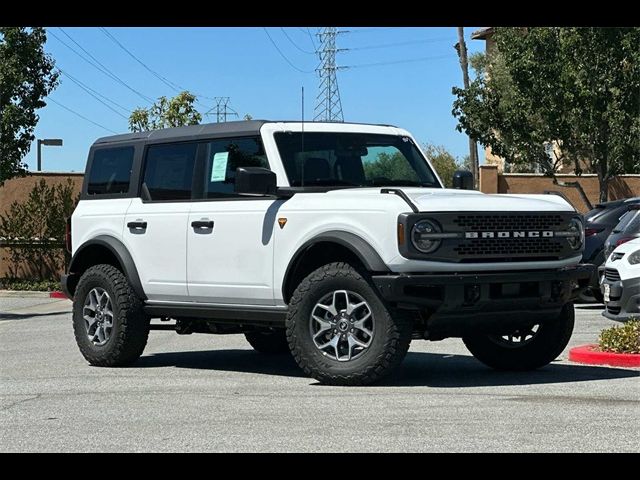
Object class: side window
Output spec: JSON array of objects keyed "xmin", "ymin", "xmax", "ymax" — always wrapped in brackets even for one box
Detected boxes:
[
  {"xmin": 142, "ymin": 143, "xmax": 197, "ymax": 201},
  {"xmin": 204, "ymin": 137, "xmax": 268, "ymax": 198},
  {"xmin": 87, "ymin": 146, "xmax": 134, "ymax": 195}
]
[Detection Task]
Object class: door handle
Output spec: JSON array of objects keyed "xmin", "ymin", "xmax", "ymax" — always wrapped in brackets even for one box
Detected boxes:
[
  {"xmin": 191, "ymin": 220, "xmax": 214, "ymax": 229},
  {"xmin": 127, "ymin": 221, "xmax": 147, "ymax": 229}
]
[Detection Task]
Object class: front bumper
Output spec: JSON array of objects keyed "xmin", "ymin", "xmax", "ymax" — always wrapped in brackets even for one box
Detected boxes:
[
  {"xmin": 601, "ymin": 275, "xmax": 640, "ymax": 322},
  {"xmin": 372, "ymin": 264, "xmax": 593, "ymax": 337}
]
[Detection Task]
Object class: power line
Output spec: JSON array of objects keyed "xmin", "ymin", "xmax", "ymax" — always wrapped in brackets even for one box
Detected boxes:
[
  {"xmin": 49, "ymin": 28, "xmax": 155, "ymax": 104},
  {"xmin": 47, "ymin": 97, "xmax": 119, "ymax": 134},
  {"xmin": 298, "ymin": 27, "xmax": 317, "ymax": 50},
  {"xmin": 347, "ymin": 36, "xmax": 453, "ymax": 51},
  {"xmin": 348, "ymin": 27, "xmax": 397, "ymax": 34},
  {"xmin": 98, "ymin": 27, "xmax": 221, "ymax": 110},
  {"xmin": 263, "ymin": 28, "xmax": 314, "ymax": 73},
  {"xmin": 98, "ymin": 27, "xmax": 182, "ymax": 92},
  {"xmin": 346, "ymin": 53, "xmax": 455, "ymax": 69},
  {"xmin": 280, "ymin": 28, "xmax": 315, "ymax": 54},
  {"xmin": 57, "ymin": 68, "xmax": 130, "ymax": 118}
]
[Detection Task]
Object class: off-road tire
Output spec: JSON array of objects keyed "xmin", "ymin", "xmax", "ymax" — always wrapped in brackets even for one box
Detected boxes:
[
  {"xmin": 245, "ymin": 330, "xmax": 290, "ymax": 354},
  {"xmin": 286, "ymin": 262, "xmax": 412, "ymax": 386},
  {"xmin": 462, "ymin": 303, "xmax": 575, "ymax": 371},
  {"xmin": 73, "ymin": 264, "xmax": 150, "ymax": 366}
]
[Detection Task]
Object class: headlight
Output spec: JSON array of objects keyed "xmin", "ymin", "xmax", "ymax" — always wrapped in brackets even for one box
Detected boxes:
[
  {"xmin": 628, "ymin": 250, "xmax": 640, "ymax": 265},
  {"xmin": 411, "ymin": 219, "xmax": 442, "ymax": 253},
  {"xmin": 566, "ymin": 218, "xmax": 584, "ymax": 250}
]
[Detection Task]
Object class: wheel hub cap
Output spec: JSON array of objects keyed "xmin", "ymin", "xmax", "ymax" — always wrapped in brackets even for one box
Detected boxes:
[
  {"xmin": 309, "ymin": 290, "xmax": 374, "ymax": 362},
  {"xmin": 82, "ymin": 287, "xmax": 114, "ymax": 346}
]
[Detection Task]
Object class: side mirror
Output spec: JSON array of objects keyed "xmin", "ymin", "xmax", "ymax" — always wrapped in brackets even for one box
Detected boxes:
[
  {"xmin": 235, "ymin": 167, "xmax": 277, "ymax": 196},
  {"xmin": 452, "ymin": 170, "xmax": 474, "ymax": 190}
]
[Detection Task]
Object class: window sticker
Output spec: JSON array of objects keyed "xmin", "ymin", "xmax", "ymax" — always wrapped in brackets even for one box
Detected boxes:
[{"xmin": 210, "ymin": 152, "xmax": 229, "ymax": 182}]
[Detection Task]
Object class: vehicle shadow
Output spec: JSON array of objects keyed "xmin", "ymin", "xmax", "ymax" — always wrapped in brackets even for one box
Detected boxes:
[
  {"xmin": 575, "ymin": 304, "xmax": 605, "ymax": 310},
  {"xmin": 0, "ymin": 311, "xmax": 71, "ymax": 321},
  {"xmin": 136, "ymin": 349, "xmax": 307, "ymax": 378},
  {"xmin": 135, "ymin": 349, "xmax": 639, "ymax": 386}
]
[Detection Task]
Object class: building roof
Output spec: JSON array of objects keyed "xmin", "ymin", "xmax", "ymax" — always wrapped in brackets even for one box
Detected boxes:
[{"xmin": 471, "ymin": 27, "xmax": 494, "ymax": 40}]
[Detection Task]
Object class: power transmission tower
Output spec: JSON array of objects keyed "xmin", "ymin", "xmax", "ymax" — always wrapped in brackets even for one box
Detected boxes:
[
  {"xmin": 314, "ymin": 27, "xmax": 347, "ymax": 122},
  {"xmin": 206, "ymin": 97, "xmax": 239, "ymax": 123}
]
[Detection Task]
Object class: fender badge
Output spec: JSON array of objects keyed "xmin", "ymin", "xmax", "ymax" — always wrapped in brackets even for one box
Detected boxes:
[{"xmin": 278, "ymin": 218, "xmax": 288, "ymax": 229}]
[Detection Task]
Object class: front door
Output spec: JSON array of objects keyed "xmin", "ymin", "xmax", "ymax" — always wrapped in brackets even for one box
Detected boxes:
[
  {"xmin": 187, "ymin": 136, "xmax": 278, "ymax": 305},
  {"xmin": 123, "ymin": 142, "xmax": 198, "ymax": 302}
]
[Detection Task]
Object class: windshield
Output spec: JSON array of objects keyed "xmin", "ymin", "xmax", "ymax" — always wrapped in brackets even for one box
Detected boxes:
[
  {"xmin": 274, "ymin": 132, "xmax": 441, "ymax": 188},
  {"xmin": 613, "ymin": 210, "xmax": 640, "ymax": 233}
]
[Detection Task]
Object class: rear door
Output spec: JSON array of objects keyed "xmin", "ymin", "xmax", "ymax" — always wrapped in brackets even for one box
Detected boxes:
[{"xmin": 122, "ymin": 142, "xmax": 198, "ymax": 302}]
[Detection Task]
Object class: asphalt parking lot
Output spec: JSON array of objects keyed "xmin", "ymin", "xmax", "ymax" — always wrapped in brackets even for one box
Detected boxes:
[{"xmin": 1, "ymin": 296, "xmax": 638, "ymax": 452}]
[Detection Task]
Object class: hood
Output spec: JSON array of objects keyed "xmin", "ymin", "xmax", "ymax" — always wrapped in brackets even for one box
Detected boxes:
[{"xmin": 324, "ymin": 187, "xmax": 576, "ymax": 213}]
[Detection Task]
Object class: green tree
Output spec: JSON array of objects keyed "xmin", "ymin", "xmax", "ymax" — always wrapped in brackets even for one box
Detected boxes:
[
  {"xmin": 452, "ymin": 27, "xmax": 640, "ymax": 202},
  {"xmin": 363, "ymin": 152, "xmax": 419, "ymax": 182},
  {"xmin": 129, "ymin": 91, "xmax": 202, "ymax": 132},
  {"xmin": 0, "ymin": 28, "xmax": 59, "ymax": 184},
  {"xmin": 423, "ymin": 143, "xmax": 467, "ymax": 187}
]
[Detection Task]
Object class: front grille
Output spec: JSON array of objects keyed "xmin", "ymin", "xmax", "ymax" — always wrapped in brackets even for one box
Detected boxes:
[
  {"xmin": 453, "ymin": 214, "xmax": 565, "ymax": 231},
  {"xmin": 451, "ymin": 214, "xmax": 569, "ymax": 260},
  {"xmin": 604, "ymin": 268, "xmax": 621, "ymax": 281},
  {"xmin": 454, "ymin": 238, "xmax": 564, "ymax": 257}
]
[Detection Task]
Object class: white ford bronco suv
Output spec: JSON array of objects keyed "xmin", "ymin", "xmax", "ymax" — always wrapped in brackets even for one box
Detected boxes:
[{"xmin": 62, "ymin": 120, "xmax": 592, "ymax": 385}]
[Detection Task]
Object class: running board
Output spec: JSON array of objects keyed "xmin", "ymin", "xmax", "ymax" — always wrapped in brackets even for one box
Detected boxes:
[{"xmin": 144, "ymin": 303, "xmax": 287, "ymax": 326}]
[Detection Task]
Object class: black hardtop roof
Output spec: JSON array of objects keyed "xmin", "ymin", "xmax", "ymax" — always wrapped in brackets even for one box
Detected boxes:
[{"xmin": 92, "ymin": 120, "xmax": 399, "ymax": 146}]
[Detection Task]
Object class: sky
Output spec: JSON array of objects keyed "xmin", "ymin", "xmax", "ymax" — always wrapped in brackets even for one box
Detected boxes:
[{"xmin": 25, "ymin": 27, "xmax": 485, "ymax": 173}]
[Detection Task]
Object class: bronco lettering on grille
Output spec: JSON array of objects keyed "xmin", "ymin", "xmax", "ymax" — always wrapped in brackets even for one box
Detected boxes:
[{"xmin": 464, "ymin": 231, "xmax": 554, "ymax": 239}]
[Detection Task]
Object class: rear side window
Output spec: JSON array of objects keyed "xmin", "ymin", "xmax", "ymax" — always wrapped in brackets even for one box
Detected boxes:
[
  {"xmin": 87, "ymin": 147, "xmax": 134, "ymax": 195},
  {"xmin": 142, "ymin": 143, "xmax": 197, "ymax": 201}
]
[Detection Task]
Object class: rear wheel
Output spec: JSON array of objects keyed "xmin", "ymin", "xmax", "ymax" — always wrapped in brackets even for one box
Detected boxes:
[
  {"xmin": 462, "ymin": 303, "xmax": 575, "ymax": 371},
  {"xmin": 286, "ymin": 262, "xmax": 412, "ymax": 386},
  {"xmin": 245, "ymin": 330, "xmax": 289, "ymax": 354},
  {"xmin": 72, "ymin": 264, "xmax": 149, "ymax": 367}
]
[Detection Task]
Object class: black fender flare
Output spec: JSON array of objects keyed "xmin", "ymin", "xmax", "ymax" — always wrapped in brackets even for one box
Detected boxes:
[
  {"xmin": 69, "ymin": 235, "xmax": 146, "ymax": 300},
  {"xmin": 282, "ymin": 230, "xmax": 390, "ymax": 300}
]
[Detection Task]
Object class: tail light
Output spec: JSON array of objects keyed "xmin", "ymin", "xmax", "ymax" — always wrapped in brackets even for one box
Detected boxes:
[
  {"xmin": 585, "ymin": 226, "xmax": 604, "ymax": 237},
  {"xmin": 65, "ymin": 217, "xmax": 72, "ymax": 253},
  {"xmin": 615, "ymin": 236, "xmax": 635, "ymax": 248}
]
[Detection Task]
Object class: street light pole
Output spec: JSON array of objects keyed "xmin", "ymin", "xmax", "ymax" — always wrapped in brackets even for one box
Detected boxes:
[{"xmin": 36, "ymin": 138, "xmax": 63, "ymax": 171}]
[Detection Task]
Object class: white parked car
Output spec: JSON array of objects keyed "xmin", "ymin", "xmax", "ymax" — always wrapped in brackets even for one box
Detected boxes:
[
  {"xmin": 601, "ymin": 237, "xmax": 640, "ymax": 322},
  {"xmin": 61, "ymin": 120, "xmax": 593, "ymax": 385}
]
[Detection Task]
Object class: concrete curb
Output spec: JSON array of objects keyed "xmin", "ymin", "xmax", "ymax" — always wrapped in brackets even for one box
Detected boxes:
[
  {"xmin": 0, "ymin": 290, "xmax": 67, "ymax": 299},
  {"xmin": 569, "ymin": 344, "xmax": 640, "ymax": 368}
]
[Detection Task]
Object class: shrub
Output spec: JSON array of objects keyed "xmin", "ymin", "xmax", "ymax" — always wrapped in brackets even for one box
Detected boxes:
[
  {"xmin": 598, "ymin": 320, "xmax": 640, "ymax": 354},
  {"xmin": 0, "ymin": 278, "xmax": 61, "ymax": 291},
  {"xmin": 0, "ymin": 178, "xmax": 78, "ymax": 281}
]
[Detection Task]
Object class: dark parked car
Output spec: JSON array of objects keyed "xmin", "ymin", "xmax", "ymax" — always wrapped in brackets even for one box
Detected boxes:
[
  {"xmin": 603, "ymin": 206, "xmax": 640, "ymax": 260},
  {"xmin": 580, "ymin": 197, "xmax": 640, "ymax": 302}
]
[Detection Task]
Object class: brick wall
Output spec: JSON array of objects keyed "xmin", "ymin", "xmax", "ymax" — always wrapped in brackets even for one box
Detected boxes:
[
  {"xmin": 0, "ymin": 172, "xmax": 84, "ymax": 278},
  {"xmin": 479, "ymin": 165, "xmax": 640, "ymax": 212}
]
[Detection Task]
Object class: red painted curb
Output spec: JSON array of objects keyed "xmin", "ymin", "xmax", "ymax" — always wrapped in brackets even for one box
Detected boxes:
[
  {"xmin": 49, "ymin": 291, "xmax": 67, "ymax": 299},
  {"xmin": 569, "ymin": 344, "xmax": 640, "ymax": 368}
]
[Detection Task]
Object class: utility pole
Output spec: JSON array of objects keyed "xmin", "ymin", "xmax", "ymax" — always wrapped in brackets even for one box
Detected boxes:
[
  {"xmin": 314, "ymin": 27, "xmax": 346, "ymax": 122},
  {"xmin": 455, "ymin": 27, "xmax": 480, "ymax": 188}
]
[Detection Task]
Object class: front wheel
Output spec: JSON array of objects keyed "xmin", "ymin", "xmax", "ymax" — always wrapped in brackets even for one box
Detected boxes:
[
  {"xmin": 286, "ymin": 262, "xmax": 412, "ymax": 386},
  {"xmin": 462, "ymin": 303, "xmax": 575, "ymax": 371}
]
